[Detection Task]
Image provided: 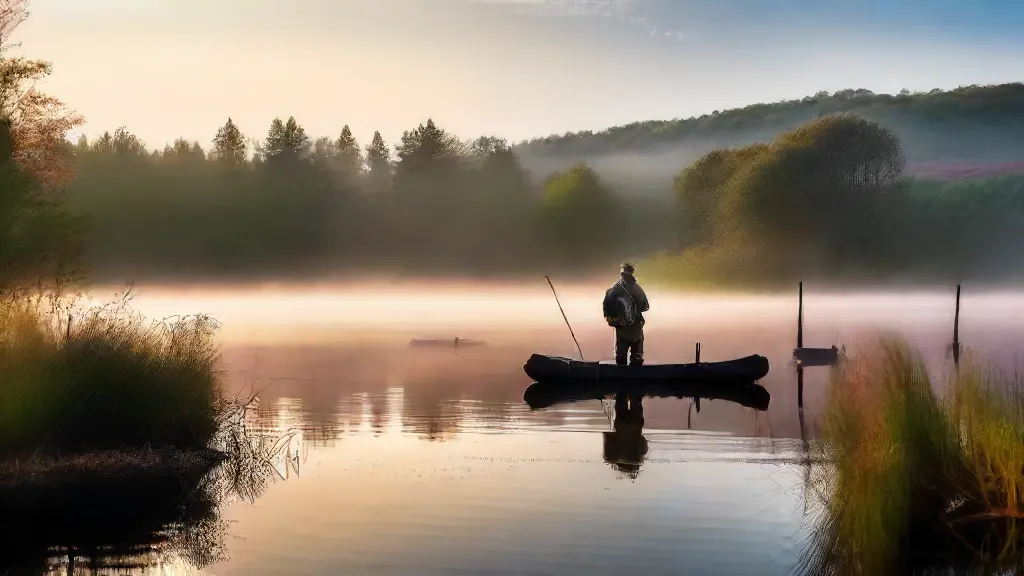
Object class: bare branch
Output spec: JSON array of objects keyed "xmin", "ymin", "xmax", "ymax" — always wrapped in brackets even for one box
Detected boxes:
[{"xmin": 0, "ymin": 0, "xmax": 30, "ymax": 52}]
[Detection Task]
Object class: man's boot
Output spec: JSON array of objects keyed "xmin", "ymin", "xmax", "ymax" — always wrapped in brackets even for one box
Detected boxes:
[
  {"xmin": 630, "ymin": 355, "xmax": 644, "ymax": 367},
  {"xmin": 615, "ymin": 355, "xmax": 628, "ymax": 366}
]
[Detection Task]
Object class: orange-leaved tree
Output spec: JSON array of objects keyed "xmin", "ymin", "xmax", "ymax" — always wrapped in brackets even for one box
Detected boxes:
[
  {"xmin": 0, "ymin": 0, "xmax": 85, "ymax": 295},
  {"xmin": 0, "ymin": 0, "xmax": 84, "ymax": 187}
]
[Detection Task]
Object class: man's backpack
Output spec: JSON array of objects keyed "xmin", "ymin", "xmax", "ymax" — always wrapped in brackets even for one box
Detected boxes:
[{"xmin": 603, "ymin": 282, "xmax": 637, "ymax": 327}]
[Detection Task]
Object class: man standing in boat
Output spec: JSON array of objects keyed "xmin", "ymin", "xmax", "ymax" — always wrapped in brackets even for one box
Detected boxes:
[{"xmin": 603, "ymin": 262, "xmax": 649, "ymax": 367}]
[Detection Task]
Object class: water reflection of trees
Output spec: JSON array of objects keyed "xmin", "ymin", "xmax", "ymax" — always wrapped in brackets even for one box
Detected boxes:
[
  {"xmin": 0, "ymin": 408, "xmax": 294, "ymax": 574},
  {"xmin": 239, "ymin": 372, "xmax": 535, "ymax": 444}
]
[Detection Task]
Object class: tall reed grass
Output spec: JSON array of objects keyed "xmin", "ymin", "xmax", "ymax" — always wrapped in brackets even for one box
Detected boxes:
[
  {"xmin": 0, "ymin": 290, "xmax": 224, "ymax": 458},
  {"xmin": 801, "ymin": 337, "xmax": 1024, "ymax": 574}
]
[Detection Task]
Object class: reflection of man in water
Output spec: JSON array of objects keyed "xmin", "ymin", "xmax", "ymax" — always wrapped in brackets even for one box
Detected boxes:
[{"xmin": 602, "ymin": 393, "xmax": 649, "ymax": 479}]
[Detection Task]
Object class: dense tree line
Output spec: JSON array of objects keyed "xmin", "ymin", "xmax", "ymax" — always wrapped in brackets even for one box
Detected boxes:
[
  {"xmin": 65, "ymin": 118, "xmax": 678, "ymax": 281},
  {"xmin": 53, "ymin": 110, "xmax": 1024, "ymax": 286}
]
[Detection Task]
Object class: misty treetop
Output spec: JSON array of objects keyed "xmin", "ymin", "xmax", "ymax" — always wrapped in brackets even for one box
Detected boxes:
[{"xmin": 62, "ymin": 115, "xmax": 665, "ymax": 280}]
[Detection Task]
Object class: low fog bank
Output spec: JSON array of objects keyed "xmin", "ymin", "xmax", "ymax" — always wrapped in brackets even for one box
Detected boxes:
[
  {"xmin": 518, "ymin": 122, "xmax": 1024, "ymax": 198},
  {"xmin": 91, "ymin": 277, "xmax": 1024, "ymax": 299},
  {"xmin": 90, "ymin": 276, "xmax": 1024, "ymax": 301},
  {"xmin": 92, "ymin": 280, "xmax": 1024, "ymax": 345}
]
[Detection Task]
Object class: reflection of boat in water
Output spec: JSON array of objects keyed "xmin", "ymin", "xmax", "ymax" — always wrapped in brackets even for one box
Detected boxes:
[
  {"xmin": 522, "ymin": 379, "xmax": 770, "ymax": 411},
  {"xmin": 522, "ymin": 353, "xmax": 770, "ymax": 384},
  {"xmin": 523, "ymin": 380, "xmax": 770, "ymax": 480}
]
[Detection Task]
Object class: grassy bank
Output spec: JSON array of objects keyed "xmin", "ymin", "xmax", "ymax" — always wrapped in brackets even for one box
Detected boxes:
[
  {"xmin": 801, "ymin": 338, "xmax": 1024, "ymax": 574},
  {"xmin": 0, "ymin": 291, "xmax": 225, "ymax": 459}
]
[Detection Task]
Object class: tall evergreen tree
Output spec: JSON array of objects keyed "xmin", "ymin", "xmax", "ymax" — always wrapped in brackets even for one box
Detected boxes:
[
  {"xmin": 212, "ymin": 118, "xmax": 247, "ymax": 165},
  {"xmin": 365, "ymin": 130, "xmax": 391, "ymax": 193},
  {"xmin": 335, "ymin": 125, "xmax": 362, "ymax": 178},
  {"xmin": 261, "ymin": 116, "xmax": 310, "ymax": 163}
]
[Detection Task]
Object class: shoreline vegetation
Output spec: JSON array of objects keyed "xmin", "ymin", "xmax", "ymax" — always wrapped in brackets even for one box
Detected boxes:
[
  {"xmin": 0, "ymin": 4, "xmax": 278, "ymax": 569},
  {"xmin": 0, "ymin": 289, "xmax": 224, "ymax": 459},
  {"xmin": 801, "ymin": 338, "xmax": 1024, "ymax": 574}
]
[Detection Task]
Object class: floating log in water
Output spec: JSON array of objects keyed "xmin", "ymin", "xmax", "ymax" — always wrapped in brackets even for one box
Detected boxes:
[{"xmin": 408, "ymin": 337, "xmax": 486, "ymax": 348}]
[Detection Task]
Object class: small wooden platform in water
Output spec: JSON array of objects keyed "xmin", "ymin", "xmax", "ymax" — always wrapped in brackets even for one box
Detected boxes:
[{"xmin": 793, "ymin": 345, "xmax": 840, "ymax": 367}]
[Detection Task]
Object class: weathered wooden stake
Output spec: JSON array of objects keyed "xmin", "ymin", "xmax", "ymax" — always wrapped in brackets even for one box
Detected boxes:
[
  {"xmin": 953, "ymin": 284, "xmax": 961, "ymax": 366},
  {"xmin": 797, "ymin": 364, "xmax": 805, "ymax": 409},
  {"xmin": 797, "ymin": 282, "xmax": 804, "ymax": 349}
]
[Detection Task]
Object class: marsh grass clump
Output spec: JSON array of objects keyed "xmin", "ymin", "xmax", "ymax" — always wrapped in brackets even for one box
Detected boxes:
[
  {"xmin": 0, "ymin": 291, "xmax": 225, "ymax": 458},
  {"xmin": 801, "ymin": 338, "xmax": 1024, "ymax": 574}
]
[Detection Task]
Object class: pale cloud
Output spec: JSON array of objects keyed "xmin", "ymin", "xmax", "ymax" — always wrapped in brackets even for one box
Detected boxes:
[{"xmin": 467, "ymin": 0, "xmax": 683, "ymax": 39}]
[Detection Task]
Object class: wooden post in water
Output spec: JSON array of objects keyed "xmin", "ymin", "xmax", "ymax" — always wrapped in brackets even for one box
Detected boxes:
[
  {"xmin": 797, "ymin": 364, "xmax": 805, "ymax": 409},
  {"xmin": 953, "ymin": 284, "xmax": 961, "ymax": 366},
  {"xmin": 695, "ymin": 342, "xmax": 701, "ymax": 363},
  {"xmin": 797, "ymin": 282, "xmax": 804, "ymax": 349}
]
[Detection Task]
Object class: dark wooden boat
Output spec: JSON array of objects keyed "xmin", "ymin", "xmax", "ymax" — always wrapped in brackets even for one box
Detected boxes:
[
  {"xmin": 522, "ymin": 353, "xmax": 770, "ymax": 384},
  {"xmin": 523, "ymin": 380, "xmax": 770, "ymax": 411}
]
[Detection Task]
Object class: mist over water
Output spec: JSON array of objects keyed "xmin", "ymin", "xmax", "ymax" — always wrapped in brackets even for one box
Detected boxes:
[
  {"xmin": 72, "ymin": 281, "xmax": 1024, "ymax": 574},
  {"xmin": 114, "ymin": 280, "xmax": 1024, "ymax": 436}
]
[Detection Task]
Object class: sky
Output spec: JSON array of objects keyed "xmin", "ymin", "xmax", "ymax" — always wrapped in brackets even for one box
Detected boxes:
[{"xmin": 12, "ymin": 0, "xmax": 1024, "ymax": 151}]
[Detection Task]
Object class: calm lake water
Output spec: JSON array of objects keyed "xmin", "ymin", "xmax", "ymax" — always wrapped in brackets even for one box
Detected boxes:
[{"xmin": 33, "ymin": 283, "xmax": 1024, "ymax": 574}]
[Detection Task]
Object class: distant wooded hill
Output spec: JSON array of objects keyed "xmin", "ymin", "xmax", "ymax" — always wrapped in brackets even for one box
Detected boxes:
[{"xmin": 514, "ymin": 83, "xmax": 1024, "ymax": 189}]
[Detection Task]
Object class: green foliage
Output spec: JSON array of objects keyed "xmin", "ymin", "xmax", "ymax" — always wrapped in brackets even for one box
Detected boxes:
[
  {"xmin": 537, "ymin": 163, "xmax": 619, "ymax": 267},
  {"xmin": 259, "ymin": 116, "xmax": 310, "ymax": 164},
  {"xmin": 211, "ymin": 117, "xmax": 247, "ymax": 166},
  {"xmin": 0, "ymin": 294, "xmax": 225, "ymax": 458},
  {"xmin": 0, "ymin": 119, "xmax": 83, "ymax": 295},
  {"xmin": 802, "ymin": 339, "xmax": 1024, "ymax": 574},
  {"xmin": 659, "ymin": 116, "xmax": 908, "ymax": 284},
  {"xmin": 334, "ymin": 125, "xmax": 363, "ymax": 181}
]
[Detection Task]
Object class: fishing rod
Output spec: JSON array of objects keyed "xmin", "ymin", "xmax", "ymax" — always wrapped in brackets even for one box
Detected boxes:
[
  {"xmin": 544, "ymin": 276, "xmax": 614, "ymax": 429},
  {"xmin": 544, "ymin": 275, "xmax": 585, "ymax": 362}
]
